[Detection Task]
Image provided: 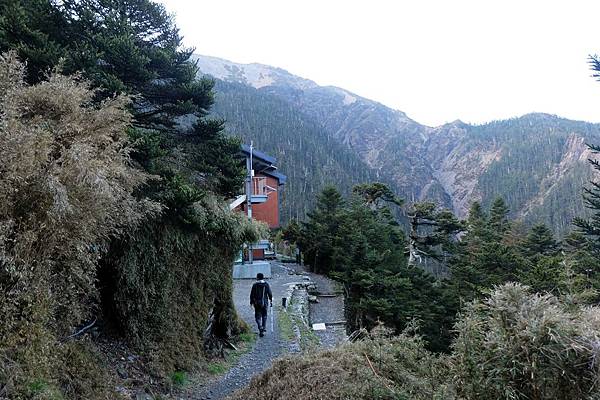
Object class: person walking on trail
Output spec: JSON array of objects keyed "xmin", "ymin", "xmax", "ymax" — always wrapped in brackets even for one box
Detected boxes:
[{"xmin": 250, "ymin": 273, "xmax": 273, "ymax": 337}]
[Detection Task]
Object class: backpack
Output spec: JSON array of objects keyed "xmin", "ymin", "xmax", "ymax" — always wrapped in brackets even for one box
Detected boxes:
[{"xmin": 254, "ymin": 282, "xmax": 267, "ymax": 308}]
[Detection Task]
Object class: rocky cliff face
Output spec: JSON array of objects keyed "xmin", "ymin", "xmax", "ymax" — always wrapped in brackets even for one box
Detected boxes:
[{"xmin": 193, "ymin": 54, "xmax": 600, "ymax": 234}]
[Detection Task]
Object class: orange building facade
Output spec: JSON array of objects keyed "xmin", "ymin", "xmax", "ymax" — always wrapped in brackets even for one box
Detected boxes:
[
  {"xmin": 237, "ymin": 174, "xmax": 281, "ymax": 228},
  {"xmin": 232, "ymin": 144, "xmax": 286, "ymax": 262}
]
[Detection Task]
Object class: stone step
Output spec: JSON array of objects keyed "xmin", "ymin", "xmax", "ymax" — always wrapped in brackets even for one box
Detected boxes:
[{"xmin": 324, "ymin": 320, "xmax": 347, "ymax": 326}]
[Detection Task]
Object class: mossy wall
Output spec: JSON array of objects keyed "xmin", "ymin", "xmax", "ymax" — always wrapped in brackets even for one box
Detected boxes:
[{"xmin": 99, "ymin": 213, "xmax": 250, "ymax": 374}]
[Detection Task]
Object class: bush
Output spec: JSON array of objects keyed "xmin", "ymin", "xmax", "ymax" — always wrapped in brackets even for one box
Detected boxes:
[
  {"xmin": 0, "ymin": 52, "xmax": 152, "ymax": 398},
  {"xmin": 229, "ymin": 327, "xmax": 453, "ymax": 400},
  {"xmin": 99, "ymin": 196, "xmax": 265, "ymax": 374},
  {"xmin": 453, "ymin": 283, "xmax": 600, "ymax": 400}
]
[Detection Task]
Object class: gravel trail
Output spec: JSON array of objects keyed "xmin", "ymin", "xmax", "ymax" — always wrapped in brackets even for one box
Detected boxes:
[
  {"xmin": 191, "ymin": 262, "xmax": 302, "ymax": 400},
  {"xmin": 190, "ymin": 262, "xmax": 346, "ymax": 399}
]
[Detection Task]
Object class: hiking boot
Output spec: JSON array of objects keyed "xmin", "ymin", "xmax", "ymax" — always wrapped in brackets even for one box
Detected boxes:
[{"xmin": 259, "ymin": 331, "xmax": 264, "ymax": 337}]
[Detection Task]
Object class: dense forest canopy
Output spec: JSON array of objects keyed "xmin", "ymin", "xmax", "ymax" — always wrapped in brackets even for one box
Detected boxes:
[
  {"xmin": 195, "ymin": 54, "xmax": 600, "ymax": 236},
  {"xmin": 208, "ymin": 79, "xmax": 376, "ymax": 221},
  {"xmin": 288, "ymin": 182, "xmax": 600, "ymax": 352}
]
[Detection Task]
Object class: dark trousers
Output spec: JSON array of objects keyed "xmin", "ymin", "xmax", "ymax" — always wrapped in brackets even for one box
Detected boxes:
[{"xmin": 254, "ymin": 305, "xmax": 268, "ymax": 331}]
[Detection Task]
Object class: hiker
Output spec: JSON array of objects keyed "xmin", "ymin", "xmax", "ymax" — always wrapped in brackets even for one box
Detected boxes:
[{"xmin": 250, "ymin": 273, "xmax": 273, "ymax": 337}]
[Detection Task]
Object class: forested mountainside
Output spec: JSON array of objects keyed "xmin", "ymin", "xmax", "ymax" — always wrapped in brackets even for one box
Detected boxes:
[
  {"xmin": 194, "ymin": 54, "xmax": 600, "ymax": 234},
  {"xmin": 209, "ymin": 79, "xmax": 376, "ymax": 220}
]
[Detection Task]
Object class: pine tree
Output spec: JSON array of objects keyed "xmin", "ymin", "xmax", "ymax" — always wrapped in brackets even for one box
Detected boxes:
[
  {"xmin": 467, "ymin": 201, "xmax": 486, "ymax": 227},
  {"xmin": 282, "ymin": 220, "xmax": 302, "ymax": 243},
  {"xmin": 300, "ymin": 186, "xmax": 345, "ymax": 274},
  {"xmin": 515, "ymin": 223, "xmax": 562, "ymax": 294},
  {"xmin": 0, "ymin": 0, "xmax": 66, "ymax": 82},
  {"xmin": 561, "ymin": 231, "xmax": 600, "ymax": 302},
  {"xmin": 446, "ymin": 200, "xmax": 526, "ymax": 321},
  {"xmin": 574, "ymin": 144, "xmax": 600, "ymax": 255},
  {"xmin": 445, "ymin": 203, "xmax": 489, "ymax": 307},
  {"xmin": 523, "ymin": 224, "xmax": 559, "ymax": 258},
  {"xmin": 489, "ymin": 197, "xmax": 510, "ymax": 233},
  {"xmin": 407, "ymin": 202, "xmax": 463, "ymax": 266},
  {"xmin": 352, "ymin": 182, "xmax": 403, "ymax": 209}
]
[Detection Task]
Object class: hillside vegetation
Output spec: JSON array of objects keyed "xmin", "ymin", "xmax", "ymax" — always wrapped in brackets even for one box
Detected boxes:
[
  {"xmin": 0, "ymin": 1, "xmax": 262, "ymax": 398},
  {"xmin": 233, "ymin": 284, "xmax": 600, "ymax": 400},
  {"xmin": 281, "ymin": 173, "xmax": 600, "ymax": 350},
  {"xmin": 210, "ymin": 79, "xmax": 375, "ymax": 221}
]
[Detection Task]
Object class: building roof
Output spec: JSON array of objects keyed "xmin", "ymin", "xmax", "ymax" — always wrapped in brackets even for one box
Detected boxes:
[
  {"xmin": 265, "ymin": 170, "xmax": 287, "ymax": 185},
  {"xmin": 241, "ymin": 144, "xmax": 287, "ymax": 185},
  {"xmin": 241, "ymin": 143, "xmax": 277, "ymax": 164}
]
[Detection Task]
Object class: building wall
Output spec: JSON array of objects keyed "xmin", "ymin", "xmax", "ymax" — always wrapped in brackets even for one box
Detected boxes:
[
  {"xmin": 236, "ymin": 174, "xmax": 281, "ymax": 228},
  {"xmin": 252, "ymin": 248, "xmax": 265, "ymax": 260},
  {"xmin": 252, "ymin": 175, "xmax": 280, "ymax": 228}
]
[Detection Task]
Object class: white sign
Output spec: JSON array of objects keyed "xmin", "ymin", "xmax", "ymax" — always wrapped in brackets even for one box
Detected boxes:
[{"xmin": 312, "ymin": 323, "xmax": 326, "ymax": 331}]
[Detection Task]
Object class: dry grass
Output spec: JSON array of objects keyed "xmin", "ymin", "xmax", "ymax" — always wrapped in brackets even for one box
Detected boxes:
[
  {"xmin": 453, "ymin": 283, "xmax": 600, "ymax": 400},
  {"xmin": 229, "ymin": 327, "xmax": 453, "ymax": 400},
  {"xmin": 0, "ymin": 51, "xmax": 152, "ymax": 398}
]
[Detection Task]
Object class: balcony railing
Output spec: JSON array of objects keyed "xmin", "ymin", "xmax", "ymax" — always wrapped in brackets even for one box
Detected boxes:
[{"xmin": 253, "ymin": 176, "xmax": 267, "ymax": 196}]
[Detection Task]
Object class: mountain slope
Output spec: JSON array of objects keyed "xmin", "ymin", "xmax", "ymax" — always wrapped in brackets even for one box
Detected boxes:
[
  {"xmin": 210, "ymin": 79, "xmax": 376, "ymax": 220},
  {"xmin": 194, "ymin": 54, "xmax": 600, "ymax": 234}
]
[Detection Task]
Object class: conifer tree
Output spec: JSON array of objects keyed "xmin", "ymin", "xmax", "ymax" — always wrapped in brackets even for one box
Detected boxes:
[
  {"xmin": 446, "ymin": 203, "xmax": 488, "ymax": 302},
  {"xmin": 352, "ymin": 182, "xmax": 404, "ymax": 209},
  {"xmin": 515, "ymin": 223, "xmax": 561, "ymax": 293},
  {"xmin": 407, "ymin": 202, "xmax": 463, "ymax": 266},
  {"xmin": 282, "ymin": 219, "xmax": 302, "ymax": 243},
  {"xmin": 447, "ymin": 200, "xmax": 526, "ymax": 311},
  {"xmin": 467, "ymin": 201, "xmax": 486, "ymax": 226},
  {"xmin": 561, "ymin": 231, "xmax": 600, "ymax": 302},
  {"xmin": 300, "ymin": 186, "xmax": 345, "ymax": 274},
  {"xmin": 565, "ymin": 55, "xmax": 600, "ymax": 299},
  {"xmin": 0, "ymin": 0, "xmax": 65, "ymax": 82},
  {"xmin": 489, "ymin": 197, "xmax": 510, "ymax": 233},
  {"xmin": 574, "ymin": 144, "xmax": 600, "ymax": 255},
  {"xmin": 523, "ymin": 224, "xmax": 559, "ymax": 258}
]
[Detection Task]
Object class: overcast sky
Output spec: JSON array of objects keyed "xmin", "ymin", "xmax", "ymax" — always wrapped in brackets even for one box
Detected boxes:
[{"xmin": 159, "ymin": 0, "xmax": 600, "ymax": 127}]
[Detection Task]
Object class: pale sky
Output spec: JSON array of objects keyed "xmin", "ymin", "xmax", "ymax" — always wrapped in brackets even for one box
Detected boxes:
[{"xmin": 159, "ymin": 0, "xmax": 600, "ymax": 127}]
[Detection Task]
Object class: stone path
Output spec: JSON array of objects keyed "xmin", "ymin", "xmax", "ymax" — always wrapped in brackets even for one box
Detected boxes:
[
  {"xmin": 305, "ymin": 271, "xmax": 347, "ymax": 349},
  {"xmin": 189, "ymin": 261, "xmax": 346, "ymax": 400},
  {"xmin": 191, "ymin": 262, "xmax": 305, "ymax": 400}
]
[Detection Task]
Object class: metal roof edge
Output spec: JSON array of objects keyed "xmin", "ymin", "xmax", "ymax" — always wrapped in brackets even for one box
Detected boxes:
[{"xmin": 241, "ymin": 143, "xmax": 277, "ymax": 164}]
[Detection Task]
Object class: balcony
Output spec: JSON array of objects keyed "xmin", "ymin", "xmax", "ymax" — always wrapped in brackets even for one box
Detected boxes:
[
  {"xmin": 228, "ymin": 177, "xmax": 274, "ymax": 209},
  {"xmin": 250, "ymin": 176, "xmax": 268, "ymax": 203}
]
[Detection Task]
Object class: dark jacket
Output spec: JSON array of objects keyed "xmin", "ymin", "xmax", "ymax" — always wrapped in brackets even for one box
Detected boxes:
[{"xmin": 250, "ymin": 280, "xmax": 272, "ymax": 308}]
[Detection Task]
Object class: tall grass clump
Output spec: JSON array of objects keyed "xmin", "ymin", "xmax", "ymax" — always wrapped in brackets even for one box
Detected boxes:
[
  {"xmin": 230, "ymin": 327, "xmax": 454, "ymax": 400},
  {"xmin": 0, "ymin": 52, "xmax": 154, "ymax": 398},
  {"xmin": 100, "ymin": 198, "xmax": 266, "ymax": 373},
  {"xmin": 453, "ymin": 282, "xmax": 600, "ymax": 400}
]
